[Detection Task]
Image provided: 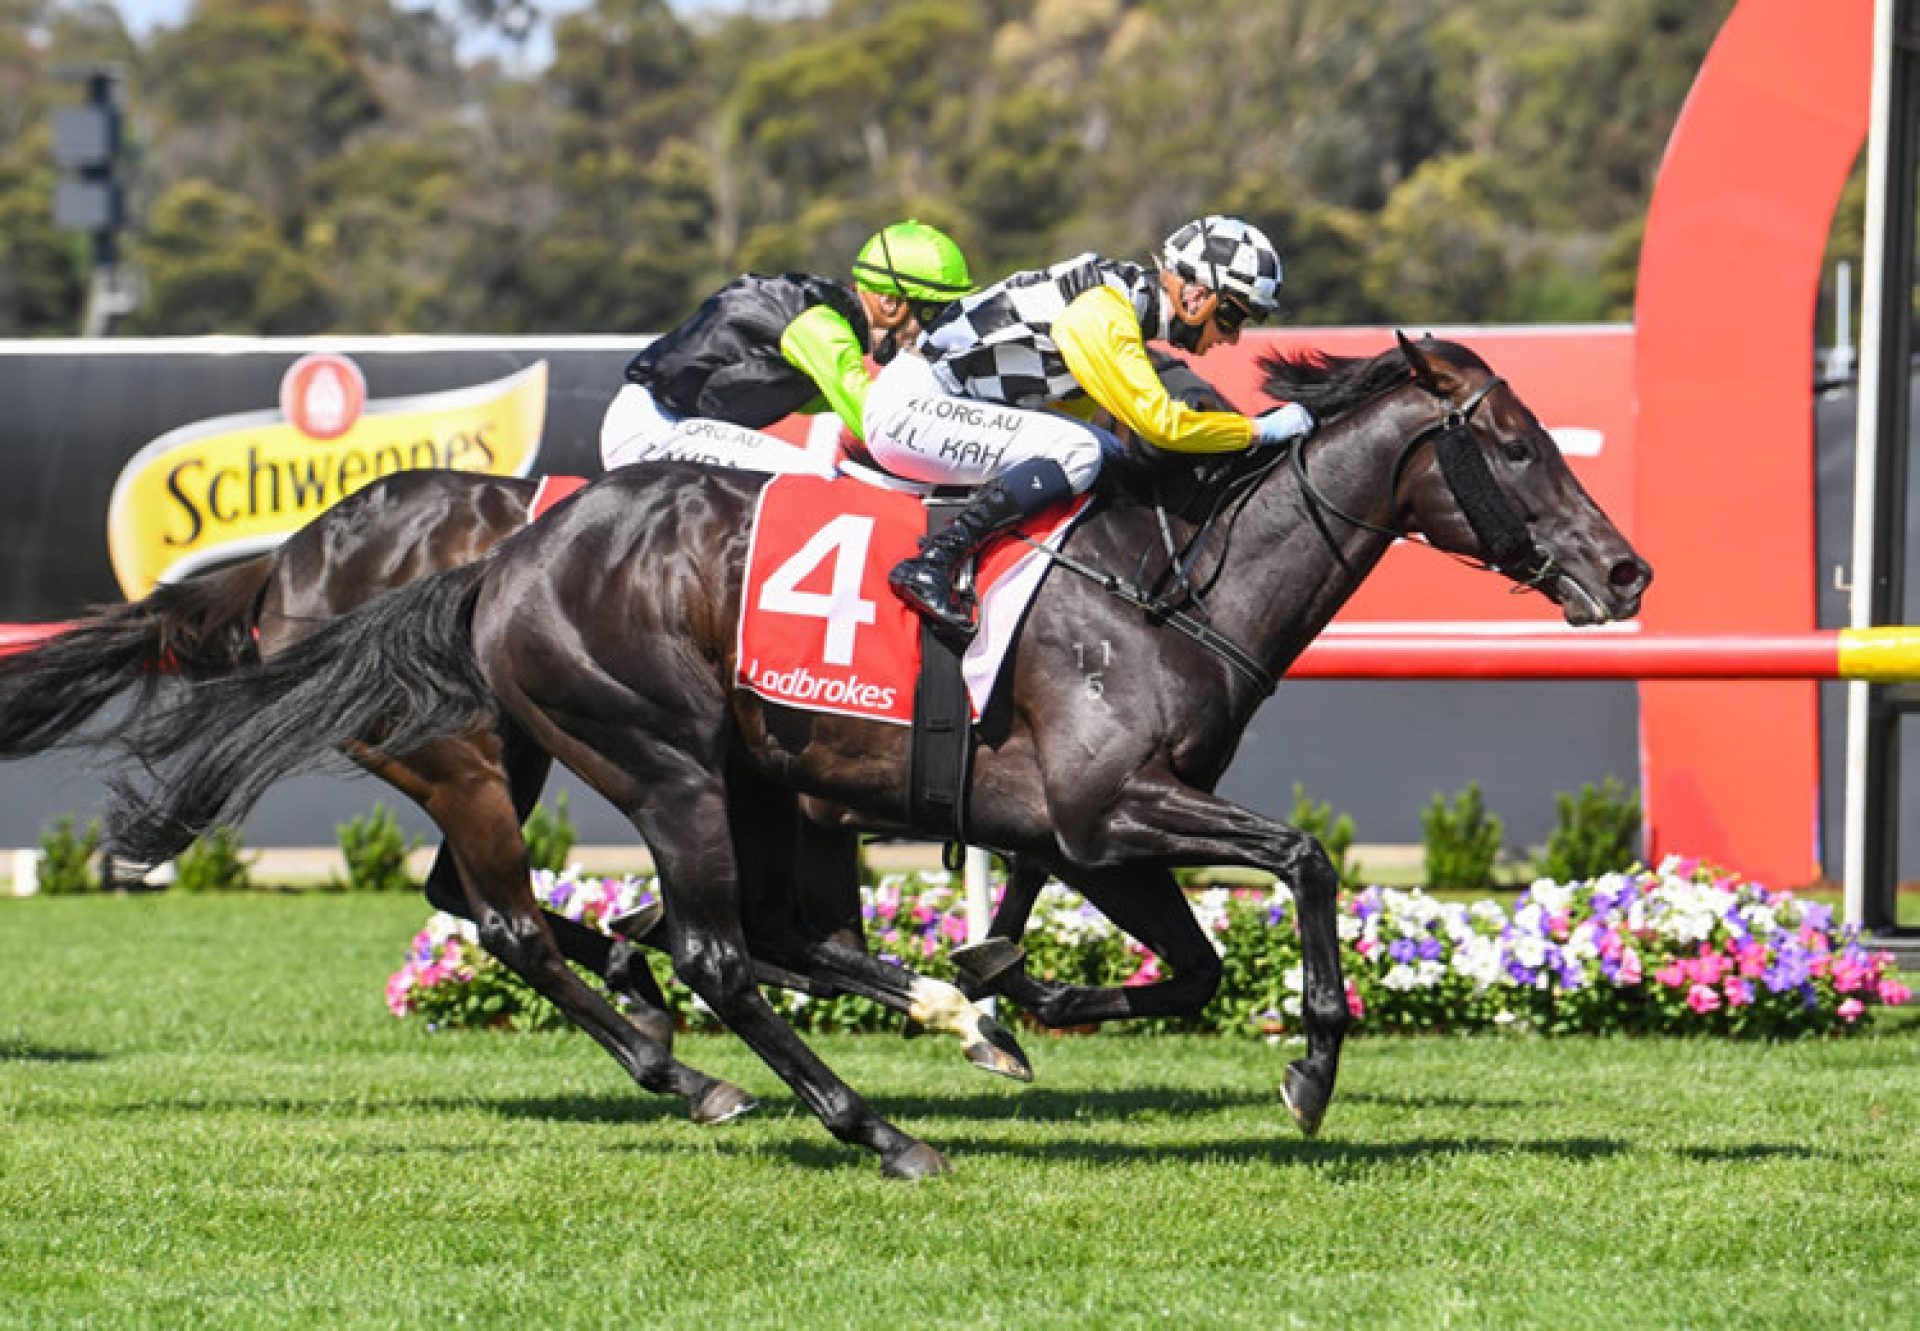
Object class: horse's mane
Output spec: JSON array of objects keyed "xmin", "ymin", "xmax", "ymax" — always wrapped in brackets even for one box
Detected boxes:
[{"xmin": 1256, "ymin": 338, "xmax": 1488, "ymax": 421}]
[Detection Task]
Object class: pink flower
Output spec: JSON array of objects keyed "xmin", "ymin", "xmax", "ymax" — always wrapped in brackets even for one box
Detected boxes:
[
  {"xmin": 1691, "ymin": 949, "xmax": 1726, "ymax": 986},
  {"xmin": 1686, "ymin": 982, "xmax": 1721, "ymax": 1014},
  {"xmin": 1735, "ymin": 942, "xmax": 1768, "ymax": 979},
  {"xmin": 1619, "ymin": 949, "xmax": 1643, "ymax": 986},
  {"xmin": 385, "ymin": 971, "xmax": 415, "ymax": 1016},
  {"xmin": 940, "ymin": 915, "xmax": 969, "ymax": 946},
  {"xmin": 1124, "ymin": 954, "xmax": 1162, "ymax": 987},
  {"xmin": 1654, "ymin": 962, "xmax": 1687, "ymax": 989},
  {"xmin": 1356, "ymin": 938, "xmax": 1378, "ymax": 959},
  {"xmin": 1345, "ymin": 981, "xmax": 1366, "ymax": 1019},
  {"xmin": 1839, "ymin": 997, "xmax": 1866, "ymax": 1023},
  {"xmin": 1831, "ymin": 957, "xmax": 1869, "ymax": 994},
  {"xmin": 1547, "ymin": 912, "xmax": 1572, "ymax": 940},
  {"xmin": 1878, "ymin": 978, "xmax": 1912, "ymax": 1007},
  {"xmin": 1723, "ymin": 977, "xmax": 1753, "ymax": 1008}
]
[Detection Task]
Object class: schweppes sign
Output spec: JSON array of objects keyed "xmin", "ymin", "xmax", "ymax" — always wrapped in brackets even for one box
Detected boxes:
[{"xmin": 107, "ymin": 357, "xmax": 548, "ymax": 598}]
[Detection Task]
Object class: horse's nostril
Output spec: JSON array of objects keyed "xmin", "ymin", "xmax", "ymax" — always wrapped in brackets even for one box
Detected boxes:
[{"xmin": 1609, "ymin": 558, "xmax": 1649, "ymax": 591}]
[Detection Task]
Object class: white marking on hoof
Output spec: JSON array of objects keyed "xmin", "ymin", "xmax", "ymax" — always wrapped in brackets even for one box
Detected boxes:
[{"xmin": 907, "ymin": 976, "xmax": 989, "ymax": 1045}]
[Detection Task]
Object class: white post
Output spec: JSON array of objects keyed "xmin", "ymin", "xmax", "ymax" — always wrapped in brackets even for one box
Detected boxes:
[
  {"xmin": 964, "ymin": 845, "xmax": 993, "ymax": 942},
  {"xmin": 1843, "ymin": 0, "xmax": 1898, "ymax": 927},
  {"xmin": 11, "ymin": 848, "xmax": 39, "ymax": 898}
]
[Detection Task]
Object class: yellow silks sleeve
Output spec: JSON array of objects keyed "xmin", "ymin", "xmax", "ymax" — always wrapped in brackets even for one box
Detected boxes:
[
  {"xmin": 779, "ymin": 304, "xmax": 872, "ymax": 441},
  {"xmin": 1052, "ymin": 284, "xmax": 1254, "ymax": 454}
]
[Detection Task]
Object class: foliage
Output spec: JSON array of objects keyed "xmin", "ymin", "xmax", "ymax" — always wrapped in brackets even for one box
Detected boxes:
[
  {"xmin": 521, "ymin": 791, "xmax": 576, "ymax": 874},
  {"xmin": 0, "ymin": 0, "xmax": 1737, "ymax": 336},
  {"xmin": 335, "ymin": 804, "xmax": 418, "ymax": 894},
  {"xmin": 1540, "ymin": 777, "xmax": 1642, "ymax": 883},
  {"xmin": 1287, "ymin": 782, "xmax": 1359, "ymax": 889},
  {"xmin": 1421, "ymin": 781, "xmax": 1505, "ymax": 892},
  {"xmin": 168, "ymin": 826, "xmax": 254, "ymax": 894},
  {"xmin": 34, "ymin": 814, "xmax": 101, "ymax": 895},
  {"xmin": 390, "ymin": 857, "xmax": 1909, "ymax": 1039}
]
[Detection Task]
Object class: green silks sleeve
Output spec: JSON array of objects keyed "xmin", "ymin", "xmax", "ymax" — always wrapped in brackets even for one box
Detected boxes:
[{"xmin": 778, "ymin": 304, "xmax": 873, "ymax": 442}]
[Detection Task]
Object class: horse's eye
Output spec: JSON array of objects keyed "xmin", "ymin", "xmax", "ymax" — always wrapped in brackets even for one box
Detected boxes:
[{"xmin": 1501, "ymin": 439, "xmax": 1531, "ymax": 463}]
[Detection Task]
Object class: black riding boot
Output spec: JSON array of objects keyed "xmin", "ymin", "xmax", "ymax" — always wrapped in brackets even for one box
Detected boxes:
[{"xmin": 889, "ymin": 459, "xmax": 1074, "ymax": 645}]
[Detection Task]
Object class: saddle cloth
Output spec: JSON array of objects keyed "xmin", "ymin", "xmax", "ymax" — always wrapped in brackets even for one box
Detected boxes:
[
  {"xmin": 737, "ymin": 473, "xmax": 1087, "ymax": 725},
  {"xmin": 529, "ymin": 474, "xmax": 589, "ymax": 522}
]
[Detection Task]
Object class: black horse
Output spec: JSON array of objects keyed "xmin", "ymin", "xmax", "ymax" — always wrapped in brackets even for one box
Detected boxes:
[
  {"xmin": 0, "ymin": 469, "xmax": 1035, "ymax": 1123},
  {"xmin": 107, "ymin": 336, "xmax": 1650, "ymax": 1177}
]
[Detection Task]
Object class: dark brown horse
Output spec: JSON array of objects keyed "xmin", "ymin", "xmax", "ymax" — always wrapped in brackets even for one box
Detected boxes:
[{"xmin": 106, "ymin": 335, "xmax": 1650, "ymax": 1177}]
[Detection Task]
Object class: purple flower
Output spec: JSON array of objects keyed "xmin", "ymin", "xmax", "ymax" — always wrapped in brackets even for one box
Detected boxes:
[
  {"xmin": 1389, "ymin": 938, "xmax": 1419, "ymax": 964},
  {"xmin": 1417, "ymin": 936, "xmax": 1443, "ymax": 962}
]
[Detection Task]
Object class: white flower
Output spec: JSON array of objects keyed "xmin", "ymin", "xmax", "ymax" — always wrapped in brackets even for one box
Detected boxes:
[
  {"xmin": 1382, "ymin": 964, "xmax": 1422, "ymax": 991},
  {"xmin": 1510, "ymin": 933, "xmax": 1547, "ymax": 969},
  {"xmin": 1529, "ymin": 879, "xmax": 1575, "ymax": 915}
]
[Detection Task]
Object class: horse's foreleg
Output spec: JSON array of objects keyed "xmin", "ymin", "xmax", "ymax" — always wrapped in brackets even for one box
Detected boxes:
[
  {"xmin": 970, "ymin": 864, "xmax": 1224, "ymax": 1028},
  {"xmin": 1063, "ymin": 779, "xmax": 1351, "ymax": 1137},
  {"xmin": 951, "ymin": 854, "xmax": 1050, "ymax": 997}
]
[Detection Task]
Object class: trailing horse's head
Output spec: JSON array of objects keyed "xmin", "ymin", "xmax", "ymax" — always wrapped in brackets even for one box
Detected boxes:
[{"xmin": 1262, "ymin": 335, "xmax": 1651, "ymax": 626}]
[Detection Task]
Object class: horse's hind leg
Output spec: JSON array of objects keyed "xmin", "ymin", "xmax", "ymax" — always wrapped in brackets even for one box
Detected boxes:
[
  {"xmin": 657, "ymin": 820, "xmax": 947, "ymax": 1174},
  {"xmin": 729, "ymin": 777, "xmax": 1031, "ymax": 1081},
  {"xmin": 588, "ymin": 753, "xmax": 946, "ymax": 1177},
  {"xmin": 414, "ymin": 728, "xmax": 678, "ymax": 1050},
  {"xmin": 372, "ymin": 740, "xmax": 754, "ymax": 1126}
]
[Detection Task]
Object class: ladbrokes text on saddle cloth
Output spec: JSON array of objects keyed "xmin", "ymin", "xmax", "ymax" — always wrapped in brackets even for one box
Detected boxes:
[{"xmin": 736, "ymin": 474, "xmax": 1087, "ymax": 724}]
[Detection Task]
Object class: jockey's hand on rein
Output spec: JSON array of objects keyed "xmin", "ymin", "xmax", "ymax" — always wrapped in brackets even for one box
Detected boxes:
[{"xmin": 1252, "ymin": 403, "xmax": 1315, "ymax": 448}]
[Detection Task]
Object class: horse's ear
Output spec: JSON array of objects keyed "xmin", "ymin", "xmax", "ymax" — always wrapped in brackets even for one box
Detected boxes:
[{"xmin": 1396, "ymin": 330, "xmax": 1458, "ymax": 396}]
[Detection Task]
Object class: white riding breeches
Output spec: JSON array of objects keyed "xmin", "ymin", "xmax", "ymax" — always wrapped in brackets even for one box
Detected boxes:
[
  {"xmin": 861, "ymin": 353, "xmax": 1111, "ymax": 493},
  {"xmin": 599, "ymin": 383, "xmax": 832, "ymax": 477}
]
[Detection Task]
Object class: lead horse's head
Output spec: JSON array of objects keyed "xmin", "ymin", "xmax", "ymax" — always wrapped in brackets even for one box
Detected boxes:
[{"xmin": 1263, "ymin": 333, "xmax": 1651, "ymax": 626}]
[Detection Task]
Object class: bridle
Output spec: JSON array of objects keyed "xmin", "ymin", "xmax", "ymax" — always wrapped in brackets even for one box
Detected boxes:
[
  {"xmin": 1019, "ymin": 364, "xmax": 1558, "ymax": 698},
  {"xmin": 1290, "ymin": 372, "xmax": 1555, "ymax": 589}
]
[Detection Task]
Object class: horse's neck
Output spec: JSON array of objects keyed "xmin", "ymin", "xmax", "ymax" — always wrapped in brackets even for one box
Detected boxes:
[{"xmin": 1207, "ymin": 396, "xmax": 1423, "ymax": 673}]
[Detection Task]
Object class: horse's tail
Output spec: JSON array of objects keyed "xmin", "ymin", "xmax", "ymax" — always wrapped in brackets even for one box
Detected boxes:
[
  {"xmin": 0, "ymin": 556, "xmax": 271, "ymax": 759},
  {"xmin": 108, "ymin": 560, "xmax": 497, "ymax": 865}
]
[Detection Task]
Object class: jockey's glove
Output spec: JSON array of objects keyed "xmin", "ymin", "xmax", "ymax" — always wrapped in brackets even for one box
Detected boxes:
[{"xmin": 1252, "ymin": 402, "xmax": 1315, "ymax": 447}]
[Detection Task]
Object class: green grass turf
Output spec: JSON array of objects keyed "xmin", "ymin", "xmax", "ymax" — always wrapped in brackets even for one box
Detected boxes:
[{"xmin": 1, "ymin": 893, "xmax": 1914, "ymax": 1330}]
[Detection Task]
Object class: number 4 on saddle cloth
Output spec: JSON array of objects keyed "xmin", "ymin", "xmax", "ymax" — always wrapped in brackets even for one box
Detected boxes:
[{"xmin": 738, "ymin": 473, "xmax": 1089, "ymax": 726}]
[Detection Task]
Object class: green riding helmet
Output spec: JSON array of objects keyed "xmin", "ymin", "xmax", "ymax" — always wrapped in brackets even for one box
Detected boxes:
[{"xmin": 851, "ymin": 220, "xmax": 974, "ymax": 306}]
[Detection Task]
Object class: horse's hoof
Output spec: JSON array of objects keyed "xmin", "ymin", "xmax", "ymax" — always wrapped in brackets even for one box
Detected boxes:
[
  {"xmin": 1281, "ymin": 1060, "xmax": 1329, "ymax": 1137},
  {"xmin": 963, "ymin": 1013, "xmax": 1034, "ymax": 1083},
  {"xmin": 689, "ymin": 1081, "xmax": 758, "ymax": 1126},
  {"xmin": 881, "ymin": 1141, "xmax": 951, "ymax": 1180},
  {"xmin": 608, "ymin": 900, "xmax": 665, "ymax": 943},
  {"xmin": 900, "ymin": 1016, "xmax": 927, "ymax": 1040},
  {"xmin": 951, "ymin": 938, "xmax": 1026, "ymax": 991}
]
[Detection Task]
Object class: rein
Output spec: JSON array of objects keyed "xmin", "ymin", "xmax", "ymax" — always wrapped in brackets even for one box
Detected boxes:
[{"xmin": 1016, "ymin": 369, "xmax": 1545, "ymax": 695}]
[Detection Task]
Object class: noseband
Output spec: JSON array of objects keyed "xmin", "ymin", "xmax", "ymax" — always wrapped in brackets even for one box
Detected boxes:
[{"xmin": 1292, "ymin": 374, "xmax": 1554, "ymax": 587}]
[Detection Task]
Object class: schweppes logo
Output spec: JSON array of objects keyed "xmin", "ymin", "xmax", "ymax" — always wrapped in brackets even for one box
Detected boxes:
[{"xmin": 107, "ymin": 358, "xmax": 548, "ymax": 599}]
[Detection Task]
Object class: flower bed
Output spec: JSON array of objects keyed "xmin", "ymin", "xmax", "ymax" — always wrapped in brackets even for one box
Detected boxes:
[{"xmin": 387, "ymin": 858, "xmax": 1909, "ymax": 1037}]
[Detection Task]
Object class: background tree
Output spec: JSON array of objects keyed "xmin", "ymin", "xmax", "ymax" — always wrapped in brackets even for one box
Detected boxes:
[{"xmin": 0, "ymin": 0, "xmax": 1751, "ymax": 337}]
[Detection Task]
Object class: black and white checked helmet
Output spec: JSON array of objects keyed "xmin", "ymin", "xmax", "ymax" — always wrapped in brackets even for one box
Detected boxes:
[{"xmin": 1160, "ymin": 215, "xmax": 1283, "ymax": 314}]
